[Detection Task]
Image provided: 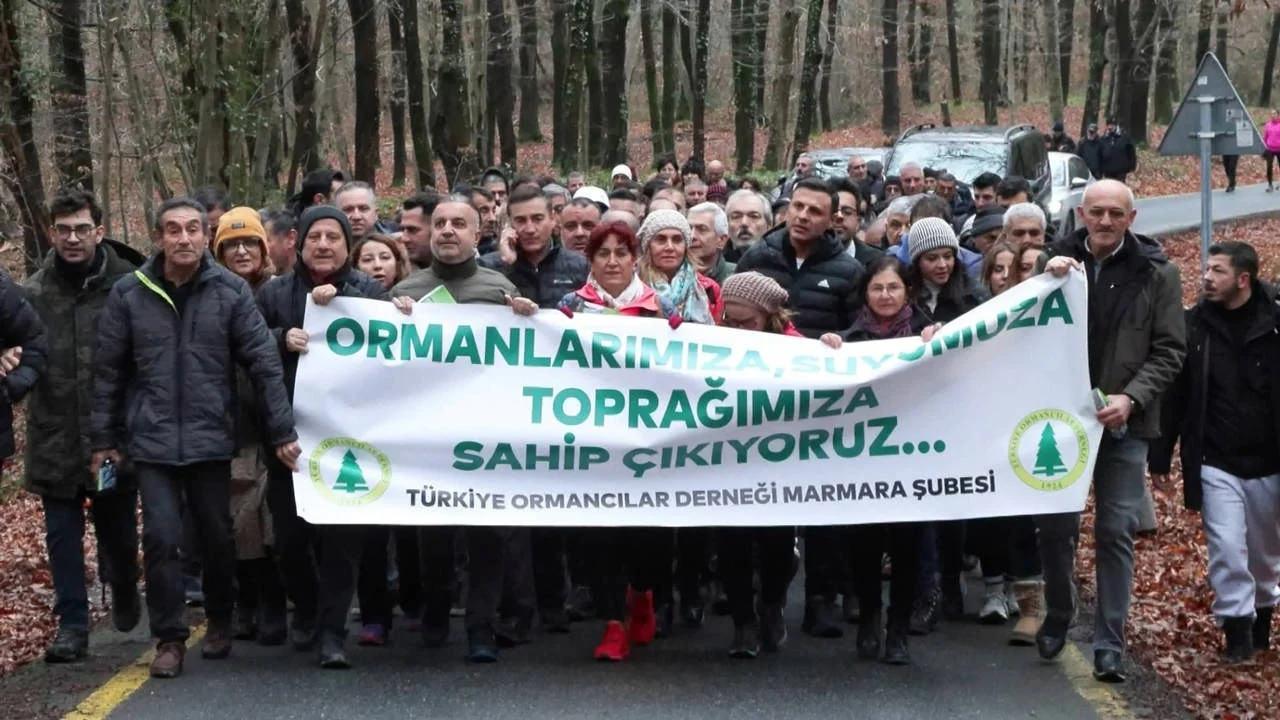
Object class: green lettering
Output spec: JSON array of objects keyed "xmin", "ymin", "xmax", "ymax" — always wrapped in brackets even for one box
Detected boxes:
[
  {"xmin": 553, "ymin": 329, "xmax": 589, "ymax": 368},
  {"xmin": 326, "ymin": 318, "xmax": 364, "ymax": 356},
  {"xmin": 1038, "ymin": 289, "xmax": 1074, "ymax": 326},
  {"xmin": 445, "ymin": 325, "xmax": 481, "ymax": 364},
  {"xmin": 366, "ymin": 320, "xmax": 397, "ymax": 359}
]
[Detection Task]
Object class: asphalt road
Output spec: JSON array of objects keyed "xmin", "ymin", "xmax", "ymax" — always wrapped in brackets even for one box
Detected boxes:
[{"xmin": 1133, "ymin": 182, "xmax": 1280, "ymax": 237}]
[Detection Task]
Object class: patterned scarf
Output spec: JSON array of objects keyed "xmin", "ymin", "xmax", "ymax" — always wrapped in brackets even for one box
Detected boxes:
[
  {"xmin": 581, "ymin": 272, "xmax": 647, "ymax": 312},
  {"xmin": 854, "ymin": 303, "xmax": 916, "ymax": 340},
  {"xmin": 648, "ymin": 260, "xmax": 713, "ymax": 324}
]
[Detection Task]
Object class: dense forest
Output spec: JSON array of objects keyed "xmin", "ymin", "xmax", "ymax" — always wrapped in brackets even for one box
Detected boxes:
[{"xmin": 0, "ymin": 0, "xmax": 1274, "ymax": 264}]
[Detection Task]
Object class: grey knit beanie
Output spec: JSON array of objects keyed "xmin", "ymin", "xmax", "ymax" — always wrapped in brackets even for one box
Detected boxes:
[
  {"xmin": 637, "ymin": 209, "xmax": 692, "ymax": 251},
  {"xmin": 722, "ymin": 271, "xmax": 789, "ymax": 314},
  {"xmin": 908, "ymin": 217, "xmax": 960, "ymax": 265}
]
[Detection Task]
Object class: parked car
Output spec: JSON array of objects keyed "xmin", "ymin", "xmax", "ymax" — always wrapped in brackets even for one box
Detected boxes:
[
  {"xmin": 883, "ymin": 124, "xmax": 1051, "ymax": 206},
  {"xmin": 772, "ymin": 147, "xmax": 887, "ymax": 198},
  {"xmin": 1048, "ymin": 151, "xmax": 1094, "ymax": 238}
]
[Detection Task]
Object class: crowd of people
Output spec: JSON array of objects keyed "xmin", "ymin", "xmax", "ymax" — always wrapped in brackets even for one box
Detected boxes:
[{"xmin": 1, "ymin": 138, "xmax": 1276, "ymax": 690}]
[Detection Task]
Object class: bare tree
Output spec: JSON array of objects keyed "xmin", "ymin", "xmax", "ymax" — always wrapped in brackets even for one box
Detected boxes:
[
  {"xmin": 1, "ymin": 0, "xmax": 50, "ymax": 269},
  {"xmin": 794, "ymin": 0, "xmax": 825, "ymax": 160},
  {"xmin": 436, "ymin": 0, "xmax": 478, "ymax": 183},
  {"xmin": 641, "ymin": 0, "xmax": 665, "ymax": 157},
  {"xmin": 882, "ymin": 0, "xmax": 901, "ymax": 135},
  {"xmin": 1081, "ymin": 0, "xmax": 1108, "ymax": 135},
  {"xmin": 487, "ymin": 0, "xmax": 517, "ymax": 168},
  {"xmin": 692, "ymin": 0, "xmax": 711, "ymax": 158},
  {"xmin": 731, "ymin": 0, "xmax": 756, "ymax": 168},
  {"xmin": 979, "ymin": 0, "xmax": 1000, "ymax": 124},
  {"xmin": 601, "ymin": 0, "xmax": 630, "ymax": 164},
  {"xmin": 516, "ymin": 0, "xmax": 541, "ymax": 141},
  {"xmin": 1058, "ymin": 0, "xmax": 1075, "ymax": 101},
  {"xmin": 945, "ymin": 0, "xmax": 961, "ymax": 102},
  {"xmin": 402, "ymin": 0, "xmax": 435, "ymax": 188},
  {"xmin": 763, "ymin": 0, "xmax": 801, "ymax": 168},
  {"xmin": 1042, "ymin": 0, "xmax": 1064, "ymax": 124},
  {"xmin": 387, "ymin": 2, "xmax": 408, "ymax": 185},
  {"xmin": 285, "ymin": 0, "xmax": 326, "ymax": 188},
  {"xmin": 818, "ymin": 0, "xmax": 838, "ymax": 130},
  {"xmin": 47, "ymin": 0, "xmax": 93, "ymax": 191}
]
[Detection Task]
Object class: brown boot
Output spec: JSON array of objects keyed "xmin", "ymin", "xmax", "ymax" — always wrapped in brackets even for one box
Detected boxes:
[
  {"xmin": 1009, "ymin": 580, "xmax": 1045, "ymax": 646},
  {"xmin": 150, "ymin": 641, "xmax": 186, "ymax": 679},
  {"xmin": 202, "ymin": 621, "xmax": 233, "ymax": 660}
]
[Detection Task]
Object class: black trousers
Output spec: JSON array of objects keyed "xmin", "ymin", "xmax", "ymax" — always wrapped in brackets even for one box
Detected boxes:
[
  {"xmin": 43, "ymin": 487, "xmax": 138, "ymax": 631},
  {"xmin": 1224, "ymin": 154, "xmax": 1239, "ymax": 188},
  {"xmin": 266, "ymin": 461, "xmax": 319, "ymax": 628},
  {"xmin": 394, "ymin": 527, "xmax": 423, "ymax": 617},
  {"xmin": 417, "ymin": 525, "xmax": 457, "ymax": 628},
  {"xmin": 357, "ymin": 526, "xmax": 394, "ymax": 627},
  {"xmin": 137, "ymin": 461, "xmax": 235, "ymax": 642},
  {"xmin": 585, "ymin": 527, "xmax": 673, "ymax": 621},
  {"xmin": 677, "ymin": 527, "xmax": 712, "ymax": 608},
  {"xmin": 465, "ymin": 527, "xmax": 534, "ymax": 634},
  {"xmin": 969, "ymin": 515, "xmax": 1043, "ymax": 579},
  {"xmin": 717, "ymin": 526, "xmax": 797, "ymax": 627},
  {"xmin": 850, "ymin": 522, "xmax": 921, "ymax": 626},
  {"xmin": 803, "ymin": 525, "xmax": 845, "ymax": 599},
  {"xmin": 529, "ymin": 527, "xmax": 568, "ymax": 616}
]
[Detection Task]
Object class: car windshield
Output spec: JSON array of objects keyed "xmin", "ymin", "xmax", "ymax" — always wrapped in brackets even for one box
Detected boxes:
[{"xmin": 887, "ymin": 140, "xmax": 1007, "ymax": 184}]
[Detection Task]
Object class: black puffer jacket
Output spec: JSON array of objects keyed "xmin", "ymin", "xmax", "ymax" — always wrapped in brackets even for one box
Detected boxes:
[
  {"xmin": 256, "ymin": 264, "xmax": 388, "ymax": 397},
  {"xmin": 0, "ymin": 269, "xmax": 48, "ymax": 460},
  {"xmin": 734, "ymin": 227, "xmax": 865, "ymax": 338},
  {"xmin": 91, "ymin": 253, "xmax": 296, "ymax": 464},
  {"xmin": 478, "ymin": 245, "xmax": 589, "ymax": 309}
]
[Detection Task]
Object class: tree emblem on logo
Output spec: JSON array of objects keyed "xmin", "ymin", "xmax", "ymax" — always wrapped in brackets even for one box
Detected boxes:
[
  {"xmin": 333, "ymin": 449, "xmax": 370, "ymax": 494},
  {"xmin": 1032, "ymin": 423, "xmax": 1068, "ymax": 477}
]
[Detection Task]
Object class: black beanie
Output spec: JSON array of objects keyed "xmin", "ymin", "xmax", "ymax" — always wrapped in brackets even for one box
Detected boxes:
[{"xmin": 296, "ymin": 205, "xmax": 354, "ymax": 255}]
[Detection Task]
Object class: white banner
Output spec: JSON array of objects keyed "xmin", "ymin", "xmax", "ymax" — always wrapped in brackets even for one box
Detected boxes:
[{"xmin": 292, "ymin": 272, "xmax": 1102, "ymax": 526}]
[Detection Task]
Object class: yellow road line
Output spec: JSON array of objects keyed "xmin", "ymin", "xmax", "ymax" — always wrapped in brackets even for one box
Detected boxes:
[
  {"xmin": 61, "ymin": 624, "xmax": 206, "ymax": 720},
  {"xmin": 1058, "ymin": 642, "xmax": 1136, "ymax": 720}
]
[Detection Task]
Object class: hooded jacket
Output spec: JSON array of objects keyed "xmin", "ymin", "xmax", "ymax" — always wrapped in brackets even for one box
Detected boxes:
[
  {"xmin": 1049, "ymin": 228, "xmax": 1186, "ymax": 438},
  {"xmin": 733, "ymin": 226, "xmax": 865, "ymax": 338},
  {"xmin": 90, "ymin": 252, "xmax": 296, "ymax": 465}
]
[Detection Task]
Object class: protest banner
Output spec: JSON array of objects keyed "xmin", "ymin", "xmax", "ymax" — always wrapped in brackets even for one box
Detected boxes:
[{"xmin": 292, "ymin": 271, "xmax": 1102, "ymax": 526}]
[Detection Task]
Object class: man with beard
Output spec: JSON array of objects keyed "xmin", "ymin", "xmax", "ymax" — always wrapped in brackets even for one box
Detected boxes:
[
  {"xmin": 558, "ymin": 198, "xmax": 602, "ymax": 255},
  {"xmin": 723, "ymin": 190, "xmax": 773, "ymax": 263}
]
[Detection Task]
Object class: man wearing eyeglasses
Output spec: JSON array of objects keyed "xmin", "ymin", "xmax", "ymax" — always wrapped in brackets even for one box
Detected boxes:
[{"xmin": 1039, "ymin": 179, "xmax": 1185, "ymax": 683}]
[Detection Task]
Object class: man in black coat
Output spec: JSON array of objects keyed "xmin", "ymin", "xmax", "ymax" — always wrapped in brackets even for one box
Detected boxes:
[
  {"xmin": 91, "ymin": 197, "xmax": 300, "ymax": 679},
  {"xmin": 0, "ymin": 271, "xmax": 46, "ymax": 462},
  {"xmin": 1100, "ymin": 118, "xmax": 1138, "ymax": 182},
  {"xmin": 1079, "ymin": 124, "xmax": 1105, "ymax": 180},
  {"xmin": 1151, "ymin": 241, "xmax": 1280, "ymax": 663}
]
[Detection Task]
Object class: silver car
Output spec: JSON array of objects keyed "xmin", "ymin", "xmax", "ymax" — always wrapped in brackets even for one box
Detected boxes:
[{"xmin": 1048, "ymin": 151, "xmax": 1095, "ymax": 238}]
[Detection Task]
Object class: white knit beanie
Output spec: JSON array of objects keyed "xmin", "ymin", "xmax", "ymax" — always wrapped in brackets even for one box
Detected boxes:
[
  {"xmin": 637, "ymin": 209, "xmax": 692, "ymax": 251},
  {"xmin": 908, "ymin": 217, "xmax": 960, "ymax": 265}
]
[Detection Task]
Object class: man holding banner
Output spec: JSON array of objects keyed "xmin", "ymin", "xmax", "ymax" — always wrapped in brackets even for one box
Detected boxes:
[{"xmin": 1041, "ymin": 180, "xmax": 1186, "ymax": 683}]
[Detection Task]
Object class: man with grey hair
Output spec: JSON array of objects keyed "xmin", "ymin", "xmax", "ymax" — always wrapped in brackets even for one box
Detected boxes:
[
  {"xmin": 781, "ymin": 153, "xmax": 816, "ymax": 197},
  {"xmin": 334, "ymin": 181, "xmax": 393, "ymax": 239},
  {"xmin": 1002, "ymin": 202, "xmax": 1048, "ymax": 246},
  {"xmin": 543, "ymin": 184, "xmax": 571, "ymax": 217},
  {"xmin": 881, "ymin": 196, "xmax": 920, "ymax": 247},
  {"xmin": 688, "ymin": 202, "xmax": 735, "ymax": 284},
  {"xmin": 724, "ymin": 189, "xmax": 772, "ymax": 262},
  {"xmin": 899, "ymin": 163, "xmax": 926, "ymax": 196}
]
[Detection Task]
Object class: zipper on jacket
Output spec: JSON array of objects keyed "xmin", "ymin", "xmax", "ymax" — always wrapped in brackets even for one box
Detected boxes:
[{"xmin": 135, "ymin": 269, "xmax": 185, "ymax": 464}]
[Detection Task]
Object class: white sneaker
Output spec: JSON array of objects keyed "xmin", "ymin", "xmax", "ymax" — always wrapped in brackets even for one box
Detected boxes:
[
  {"xmin": 1005, "ymin": 582, "xmax": 1020, "ymax": 617},
  {"xmin": 979, "ymin": 585, "xmax": 1010, "ymax": 625}
]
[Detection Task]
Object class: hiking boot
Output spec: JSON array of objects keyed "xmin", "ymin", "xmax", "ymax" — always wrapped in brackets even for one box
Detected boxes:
[
  {"xmin": 43, "ymin": 627, "xmax": 88, "ymax": 664},
  {"xmin": 856, "ymin": 609, "xmax": 882, "ymax": 660},
  {"xmin": 1224, "ymin": 616, "xmax": 1255, "ymax": 663},
  {"xmin": 318, "ymin": 632, "xmax": 351, "ymax": 669},
  {"xmin": 1254, "ymin": 606, "xmax": 1274, "ymax": 651},
  {"xmin": 627, "ymin": 589, "xmax": 657, "ymax": 646},
  {"xmin": 201, "ymin": 621, "xmax": 233, "ymax": 660},
  {"xmin": 150, "ymin": 641, "xmax": 185, "ymax": 679},
  {"xmin": 111, "ymin": 583, "xmax": 141, "ymax": 633},
  {"xmin": 759, "ymin": 602, "xmax": 787, "ymax": 652},
  {"xmin": 802, "ymin": 596, "xmax": 843, "ymax": 639},
  {"xmin": 1009, "ymin": 581, "xmax": 1045, "ymax": 646},
  {"xmin": 728, "ymin": 623, "xmax": 760, "ymax": 659},
  {"xmin": 909, "ymin": 587, "xmax": 941, "ymax": 636},
  {"xmin": 594, "ymin": 620, "xmax": 630, "ymax": 662},
  {"xmin": 979, "ymin": 581, "xmax": 1010, "ymax": 625},
  {"xmin": 883, "ymin": 622, "xmax": 911, "ymax": 665}
]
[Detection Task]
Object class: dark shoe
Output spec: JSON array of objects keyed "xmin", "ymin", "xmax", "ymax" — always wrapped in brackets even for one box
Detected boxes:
[
  {"xmin": 201, "ymin": 622, "xmax": 233, "ymax": 660},
  {"xmin": 1226, "ymin": 184, "xmax": 1237, "ymax": 193},
  {"xmin": 856, "ymin": 609, "xmax": 882, "ymax": 660},
  {"xmin": 541, "ymin": 607, "xmax": 571, "ymax": 634},
  {"xmin": 494, "ymin": 616, "xmax": 531, "ymax": 648},
  {"xmin": 466, "ymin": 628, "xmax": 499, "ymax": 663},
  {"xmin": 728, "ymin": 624, "xmax": 760, "ymax": 659},
  {"xmin": 150, "ymin": 641, "xmax": 185, "ymax": 678},
  {"xmin": 1092, "ymin": 649, "xmax": 1125, "ymax": 683},
  {"xmin": 111, "ymin": 584, "xmax": 141, "ymax": 633},
  {"xmin": 1254, "ymin": 606, "xmax": 1274, "ymax": 651},
  {"xmin": 566, "ymin": 585, "xmax": 595, "ymax": 622},
  {"xmin": 883, "ymin": 623, "xmax": 911, "ymax": 665},
  {"xmin": 802, "ymin": 597, "xmax": 843, "ymax": 639},
  {"xmin": 1224, "ymin": 615, "xmax": 1255, "ymax": 663},
  {"xmin": 1036, "ymin": 616, "xmax": 1069, "ymax": 660},
  {"xmin": 422, "ymin": 620, "xmax": 450, "ymax": 648},
  {"xmin": 759, "ymin": 603, "xmax": 787, "ymax": 652},
  {"xmin": 909, "ymin": 588, "xmax": 940, "ymax": 636},
  {"xmin": 183, "ymin": 575, "xmax": 205, "ymax": 608},
  {"xmin": 43, "ymin": 627, "xmax": 88, "ymax": 663},
  {"xmin": 680, "ymin": 603, "xmax": 704, "ymax": 628},
  {"xmin": 318, "ymin": 633, "xmax": 350, "ymax": 669},
  {"xmin": 233, "ymin": 608, "xmax": 258, "ymax": 641},
  {"xmin": 290, "ymin": 624, "xmax": 318, "ymax": 652},
  {"xmin": 357, "ymin": 623, "xmax": 388, "ymax": 647}
]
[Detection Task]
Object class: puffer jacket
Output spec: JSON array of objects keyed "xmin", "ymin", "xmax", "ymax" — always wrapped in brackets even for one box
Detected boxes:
[
  {"xmin": 1049, "ymin": 228, "xmax": 1186, "ymax": 438},
  {"xmin": 90, "ymin": 252, "xmax": 296, "ymax": 464},
  {"xmin": 478, "ymin": 244, "xmax": 589, "ymax": 308},
  {"xmin": 256, "ymin": 263, "xmax": 388, "ymax": 398},
  {"xmin": 0, "ymin": 269, "xmax": 48, "ymax": 460},
  {"xmin": 23, "ymin": 241, "xmax": 142, "ymax": 497},
  {"xmin": 733, "ymin": 226, "xmax": 865, "ymax": 338}
]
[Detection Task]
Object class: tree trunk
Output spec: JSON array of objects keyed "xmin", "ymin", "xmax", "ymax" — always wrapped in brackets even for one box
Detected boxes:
[
  {"xmin": 1042, "ymin": 0, "xmax": 1064, "ymax": 124},
  {"xmin": 1263, "ymin": 11, "xmax": 1280, "ymax": 107},
  {"xmin": 387, "ymin": 3, "xmax": 408, "ymax": 186},
  {"xmin": 285, "ymin": 0, "xmax": 324, "ymax": 189},
  {"xmin": 641, "ymin": 0, "xmax": 664, "ymax": 157},
  {"xmin": 1058, "ymin": 0, "xmax": 1075, "ymax": 101},
  {"xmin": 818, "ymin": 0, "xmax": 838, "ymax": 130},
  {"xmin": 601, "ymin": 0, "xmax": 630, "ymax": 165},
  {"xmin": 0, "ymin": 0, "xmax": 49, "ymax": 270},
  {"xmin": 881, "ymin": 0, "xmax": 901, "ymax": 135},
  {"xmin": 677, "ymin": 2, "xmax": 694, "ymax": 121},
  {"xmin": 1215, "ymin": 5, "xmax": 1228, "ymax": 73},
  {"xmin": 945, "ymin": 0, "xmax": 961, "ymax": 102},
  {"xmin": 906, "ymin": 0, "xmax": 919, "ymax": 104},
  {"xmin": 516, "ymin": 0, "xmax": 541, "ymax": 141},
  {"xmin": 1195, "ymin": 0, "xmax": 1213, "ymax": 64},
  {"xmin": 793, "ymin": 0, "xmax": 824, "ymax": 159},
  {"xmin": 916, "ymin": 0, "xmax": 933, "ymax": 104},
  {"xmin": 763, "ymin": 0, "xmax": 801, "ymax": 169},
  {"xmin": 487, "ymin": 0, "xmax": 517, "ymax": 169},
  {"xmin": 731, "ymin": 0, "xmax": 755, "ymax": 169},
  {"xmin": 584, "ymin": 2, "xmax": 604, "ymax": 166},
  {"xmin": 402, "ymin": 0, "xmax": 435, "ymax": 188},
  {"xmin": 1112, "ymin": 0, "xmax": 1133, "ymax": 131},
  {"xmin": 561, "ymin": 0, "xmax": 590, "ymax": 171},
  {"xmin": 1153, "ymin": 0, "xmax": 1178, "ymax": 124},
  {"xmin": 753, "ymin": 0, "xmax": 768, "ymax": 125},
  {"xmin": 435, "ymin": 0, "xmax": 477, "ymax": 184},
  {"xmin": 551, "ymin": 0, "xmax": 569, "ymax": 168},
  {"xmin": 1018, "ymin": 0, "xmax": 1030, "ymax": 103},
  {"xmin": 47, "ymin": 0, "xmax": 93, "ymax": 191},
  {"xmin": 1081, "ymin": 0, "xmax": 1107, "ymax": 136},
  {"xmin": 691, "ymin": 0, "xmax": 710, "ymax": 158},
  {"xmin": 661, "ymin": 4, "xmax": 678, "ymax": 153},
  {"xmin": 346, "ymin": 0, "xmax": 380, "ymax": 183},
  {"xmin": 1128, "ymin": 0, "xmax": 1156, "ymax": 146},
  {"xmin": 980, "ymin": 0, "xmax": 1000, "ymax": 124}
]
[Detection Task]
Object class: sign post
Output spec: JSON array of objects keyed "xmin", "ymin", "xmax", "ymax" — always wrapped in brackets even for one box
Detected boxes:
[{"xmin": 1157, "ymin": 52, "xmax": 1263, "ymax": 272}]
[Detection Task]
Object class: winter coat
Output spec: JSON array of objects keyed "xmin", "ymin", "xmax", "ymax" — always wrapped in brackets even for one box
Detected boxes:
[
  {"xmin": 478, "ymin": 245, "xmax": 589, "ymax": 309},
  {"xmin": 1048, "ymin": 132, "xmax": 1077, "ymax": 154},
  {"xmin": 256, "ymin": 263, "xmax": 388, "ymax": 398},
  {"xmin": 22, "ymin": 241, "xmax": 142, "ymax": 498},
  {"xmin": 705, "ymin": 255, "xmax": 736, "ymax": 287},
  {"xmin": 0, "ymin": 270, "xmax": 48, "ymax": 460},
  {"xmin": 558, "ymin": 282, "xmax": 674, "ymax": 318},
  {"xmin": 1079, "ymin": 137, "xmax": 1105, "ymax": 178},
  {"xmin": 90, "ymin": 253, "xmax": 296, "ymax": 465},
  {"xmin": 1048, "ymin": 229, "xmax": 1186, "ymax": 438},
  {"xmin": 921, "ymin": 279, "xmax": 989, "ymax": 323},
  {"xmin": 392, "ymin": 256, "xmax": 519, "ymax": 305},
  {"xmin": 733, "ymin": 227, "xmax": 865, "ymax": 338},
  {"xmin": 841, "ymin": 305, "xmax": 934, "ymax": 343},
  {"xmin": 1100, "ymin": 131, "xmax": 1137, "ymax": 178},
  {"xmin": 848, "ymin": 240, "xmax": 885, "ymax": 268},
  {"xmin": 1150, "ymin": 289, "xmax": 1280, "ymax": 511},
  {"xmin": 1265, "ymin": 119, "xmax": 1280, "ymax": 153}
]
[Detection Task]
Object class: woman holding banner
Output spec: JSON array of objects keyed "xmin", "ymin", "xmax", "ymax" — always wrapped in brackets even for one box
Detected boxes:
[{"xmin": 819, "ymin": 256, "xmax": 932, "ymax": 665}]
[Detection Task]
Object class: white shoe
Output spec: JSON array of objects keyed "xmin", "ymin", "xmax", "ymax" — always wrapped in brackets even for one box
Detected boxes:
[
  {"xmin": 979, "ymin": 585, "xmax": 1010, "ymax": 625},
  {"xmin": 1005, "ymin": 582, "xmax": 1020, "ymax": 617}
]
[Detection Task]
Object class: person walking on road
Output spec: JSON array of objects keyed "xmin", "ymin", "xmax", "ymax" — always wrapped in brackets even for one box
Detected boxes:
[
  {"xmin": 1265, "ymin": 109, "xmax": 1280, "ymax": 192},
  {"xmin": 1150, "ymin": 241, "xmax": 1280, "ymax": 663},
  {"xmin": 1039, "ymin": 180, "xmax": 1185, "ymax": 683},
  {"xmin": 90, "ymin": 197, "xmax": 301, "ymax": 680}
]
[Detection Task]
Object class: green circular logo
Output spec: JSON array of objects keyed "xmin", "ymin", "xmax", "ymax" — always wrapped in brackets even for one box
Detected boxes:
[
  {"xmin": 308, "ymin": 437, "xmax": 393, "ymax": 506},
  {"xmin": 1008, "ymin": 409, "xmax": 1090, "ymax": 492}
]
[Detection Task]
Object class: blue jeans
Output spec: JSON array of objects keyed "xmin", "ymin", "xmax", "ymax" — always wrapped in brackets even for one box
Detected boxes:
[{"xmin": 43, "ymin": 487, "xmax": 139, "ymax": 630}]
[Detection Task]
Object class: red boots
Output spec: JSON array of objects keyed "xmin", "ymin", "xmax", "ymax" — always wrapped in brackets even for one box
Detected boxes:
[
  {"xmin": 594, "ymin": 621, "xmax": 630, "ymax": 661},
  {"xmin": 628, "ymin": 588, "xmax": 657, "ymax": 646}
]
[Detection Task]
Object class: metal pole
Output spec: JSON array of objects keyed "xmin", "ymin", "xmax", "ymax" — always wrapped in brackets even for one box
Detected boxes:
[{"xmin": 1198, "ymin": 97, "xmax": 1214, "ymax": 274}]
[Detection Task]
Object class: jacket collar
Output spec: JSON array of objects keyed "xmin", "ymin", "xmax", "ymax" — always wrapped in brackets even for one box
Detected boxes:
[
  {"xmin": 1198, "ymin": 283, "xmax": 1279, "ymax": 343},
  {"xmin": 764, "ymin": 226, "xmax": 844, "ymax": 266}
]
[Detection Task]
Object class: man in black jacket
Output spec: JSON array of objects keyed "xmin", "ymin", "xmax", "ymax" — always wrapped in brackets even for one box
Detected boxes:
[
  {"xmin": 1079, "ymin": 124, "xmax": 1105, "ymax": 180},
  {"xmin": 0, "ymin": 271, "xmax": 46, "ymax": 464},
  {"xmin": 479, "ymin": 184, "xmax": 588, "ymax": 308},
  {"xmin": 90, "ymin": 197, "xmax": 300, "ymax": 679},
  {"xmin": 734, "ymin": 176, "xmax": 865, "ymax": 640},
  {"xmin": 1100, "ymin": 119, "xmax": 1138, "ymax": 182},
  {"xmin": 1151, "ymin": 241, "xmax": 1280, "ymax": 663}
]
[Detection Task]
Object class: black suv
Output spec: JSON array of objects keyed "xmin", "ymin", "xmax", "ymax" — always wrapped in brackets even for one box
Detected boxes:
[{"xmin": 883, "ymin": 124, "xmax": 1051, "ymax": 205}]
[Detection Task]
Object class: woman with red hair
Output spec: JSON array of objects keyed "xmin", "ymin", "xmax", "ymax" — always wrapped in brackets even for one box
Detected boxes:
[{"xmin": 558, "ymin": 221, "xmax": 676, "ymax": 319}]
